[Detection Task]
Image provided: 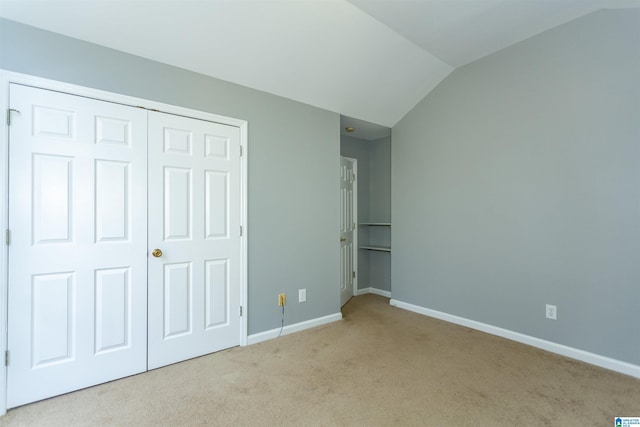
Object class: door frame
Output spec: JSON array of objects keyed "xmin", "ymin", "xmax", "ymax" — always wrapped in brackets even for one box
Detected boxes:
[
  {"xmin": 341, "ymin": 156, "xmax": 358, "ymax": 301},
  {"xmin": 0, "ymin": 70, "xmax": 249, "ymax": 416}
]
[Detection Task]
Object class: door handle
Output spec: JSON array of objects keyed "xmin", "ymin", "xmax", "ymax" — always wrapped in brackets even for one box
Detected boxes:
[
  {"xmin": 152, "ymin": 249, "xmax": 163, "ymax": 258},
  {"xmin": 340, "ymin": 237, "xmax": 346, "ymax": 242}
]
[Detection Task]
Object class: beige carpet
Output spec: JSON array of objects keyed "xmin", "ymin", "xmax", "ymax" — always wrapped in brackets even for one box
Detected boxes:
[{"xmin": 1, "ymin": 294, "xmax": 639, "ymax": 426}]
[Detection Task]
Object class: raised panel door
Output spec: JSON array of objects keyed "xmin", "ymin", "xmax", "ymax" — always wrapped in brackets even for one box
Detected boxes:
[
  {"xmin": 6, "ymin": 84, "xmax": 148, "ymax": 408},
  {"xmin": 340, "ymin": 157, "xmax": 356, "ymax": 306},
  {"xmin": 147, "ymin": 111, "xmax": 241, "ymax": 369}
]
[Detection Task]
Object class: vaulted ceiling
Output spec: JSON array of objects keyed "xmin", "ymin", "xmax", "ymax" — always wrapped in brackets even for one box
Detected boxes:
[{"xmin": 1, "ymin": 0, "xmax": 638, "ymax": 129}]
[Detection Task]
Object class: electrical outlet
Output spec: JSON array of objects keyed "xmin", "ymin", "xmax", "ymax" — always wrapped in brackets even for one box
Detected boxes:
[
  {"xmin": 278, "ymin": 293, "xmax": 286, "ymax": 306},
  {"xmin": 546, "ymin": 304, "xmax": 557, "ymax": 320},
  {"xmin": 299, "ymin": 289, "xmax": 307, "ymax": 303}
]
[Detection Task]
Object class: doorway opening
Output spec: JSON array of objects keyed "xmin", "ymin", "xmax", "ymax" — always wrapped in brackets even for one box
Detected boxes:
[{"xmin": 339, "ymin": 116, "xmax": 392, "ymax": 301}]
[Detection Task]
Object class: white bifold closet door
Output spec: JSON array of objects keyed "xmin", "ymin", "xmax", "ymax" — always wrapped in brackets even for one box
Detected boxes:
[
  {"xmin": 6, "ymin": 84, "xmax": 148, "ymax": 408},
  {"xmin": 6, "ymin": 84, "xmax": 241, "ymax": 408},
  {"xmin": 147, "ymin": 111, "xmax": 241, "ymax": 370}
]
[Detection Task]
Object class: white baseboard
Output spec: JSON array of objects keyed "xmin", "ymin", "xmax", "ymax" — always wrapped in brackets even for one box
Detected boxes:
[
  {"xmin": 356, "ymin": 287, "xmax": 391, "ymax": 298},
  {"xmin": 389, "ymin": 299, "xmax": 640, "ymax": 379},
  {"xmin": 247, "ymin": 312, "xmax": 342, "ymax": 345}
]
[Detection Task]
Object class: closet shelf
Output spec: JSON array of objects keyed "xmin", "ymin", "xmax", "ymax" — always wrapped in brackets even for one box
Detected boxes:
[
  {"xmin": 359, "ymin": 222, "xmax": 391, "ymax": 252},
  {"xmin": 360, "ymin": 245, "xmax": 391, "ymax": 252}
]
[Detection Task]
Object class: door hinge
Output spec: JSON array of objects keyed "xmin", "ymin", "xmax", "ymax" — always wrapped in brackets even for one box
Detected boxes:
[
  {"xmin": 240, "ymin": 226, "xmax": 243, "ymax": 237},
  {"xmin": 7, "ymin": 108, "xmax": 20, "ymax": 126},
  {"xmin": 5, "ymin": 350, "xmax": 8, "ymax": 366},
  {"xmin": 5, "ymin": 229, "xmax": 10, "ymax": 245},
  {"xmin": 239, "ymin": 306, "xmax": 243, "ymax": 316},
  {"xmin": 352, "ymin": 271, "xmax": 356, "ymax": 278},
  {"xmin": 240, "ymin": 146, "xmax": 243, "ymax": 156}
]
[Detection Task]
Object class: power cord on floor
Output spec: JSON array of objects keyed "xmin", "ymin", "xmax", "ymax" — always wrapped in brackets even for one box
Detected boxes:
[{"xmin": 277, "ymin": 304, "xmax": 285, "ymax": 337}]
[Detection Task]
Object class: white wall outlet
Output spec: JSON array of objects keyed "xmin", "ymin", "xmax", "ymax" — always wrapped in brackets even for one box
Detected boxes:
[
  {"xmin": 299, "ymin": 288, "xmax": 307, "ymax": 303},
  {"xmin": 546, "ymin": 304, "xmax": 557, "ymax": 320}
]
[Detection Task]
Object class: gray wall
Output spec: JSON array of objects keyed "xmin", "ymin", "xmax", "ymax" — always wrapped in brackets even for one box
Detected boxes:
[
  {"xmin": 0, "ymin": 18, "xmax": 341, "ymax": 335},
  {"xmin": 368, "ymin": 136, "xmax": 391, "ymax": 292},
  {"xmin": 392, "ymin": 9, "xmax": 640, "ymax": 365},
  {"xmin": 369, "ymin": 136, "xmax": 391, "ymax": 222}
]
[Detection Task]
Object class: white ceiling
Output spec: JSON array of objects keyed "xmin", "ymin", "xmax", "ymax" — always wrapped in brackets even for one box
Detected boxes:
[
  {"xmin": 349, "ymin": 0, "xmax": 640, "ymax": 68},
  {"xmin": 1, "ymin": 0, "xmax": 638, "ymax": 130}
]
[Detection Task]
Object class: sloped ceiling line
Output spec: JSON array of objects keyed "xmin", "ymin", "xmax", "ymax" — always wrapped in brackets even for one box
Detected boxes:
[{"xmin": 1, "ymin": 0, "xmax": 637, "ymax": 128}]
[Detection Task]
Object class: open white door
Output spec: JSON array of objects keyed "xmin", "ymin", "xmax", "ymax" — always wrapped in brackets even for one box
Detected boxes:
[
  {"xmin": 147, "ymin": 111, "xmax": 242, "ymax": 369},
  {"xmin": 340, "ymin": 157, "xmax": 357, "ymax": 306},
  {"xmin": 6, "ymin": 84, "xmax": 148, "ymax": 407}
]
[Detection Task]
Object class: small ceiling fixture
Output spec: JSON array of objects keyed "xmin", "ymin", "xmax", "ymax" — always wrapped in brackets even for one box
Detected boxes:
[{"xmin": 345, "ymin": 127, "xmax": 355, "ymax": 133}]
